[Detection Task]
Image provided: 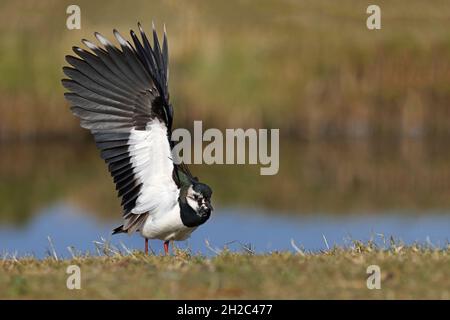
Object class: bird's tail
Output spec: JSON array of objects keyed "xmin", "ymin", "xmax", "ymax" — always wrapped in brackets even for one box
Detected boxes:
[
  {"xmin": 112, "ymin": 212, "xmax": 149, "ymax": 235},
  {"xmin": 112, "ymin": 225, "xmax": 125, "ymax": 235}
]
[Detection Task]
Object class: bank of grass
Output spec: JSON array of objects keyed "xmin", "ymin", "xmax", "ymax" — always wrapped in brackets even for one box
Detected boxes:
[
  {"xmin": 1, "ymin": 0, "xmax": 450, "ymax": 139},
  {"xmin": 1, "ymin": 242, "xmax": 449, "ymax": 299}
]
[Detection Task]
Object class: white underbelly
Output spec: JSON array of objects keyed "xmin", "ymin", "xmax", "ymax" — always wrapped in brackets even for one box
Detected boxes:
[{"xmin": 140, "ymin": 207, "xmax": 196, "ymax": 241}]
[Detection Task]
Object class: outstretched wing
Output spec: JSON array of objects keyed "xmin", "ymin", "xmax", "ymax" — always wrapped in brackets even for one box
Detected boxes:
[{"xmin": 62, "ymin": 23, "xmax": 179, "ymax": 222}]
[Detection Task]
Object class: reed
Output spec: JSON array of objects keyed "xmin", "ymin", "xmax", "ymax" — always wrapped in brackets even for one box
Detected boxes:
[{"xmin": 1, "ymin": 0, "xmax": 450, "ymax": 140}]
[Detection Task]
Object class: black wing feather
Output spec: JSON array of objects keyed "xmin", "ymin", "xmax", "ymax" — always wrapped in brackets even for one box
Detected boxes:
[{"xmin": 63, "ymin": 23, "xmax": 173, "ymax": 217}]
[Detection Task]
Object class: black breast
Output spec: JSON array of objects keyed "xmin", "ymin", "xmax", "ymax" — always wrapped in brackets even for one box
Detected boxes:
[{"xmin": 179, "ymin": 199, "xmax": 211, "ymax": 227}]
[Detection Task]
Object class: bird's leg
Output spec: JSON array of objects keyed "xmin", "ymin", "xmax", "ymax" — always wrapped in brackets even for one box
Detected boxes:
[
  {"xmin": 145, "ymin": 238, "xmax": 149, "ymax": 255},
  {"xmin": 164, "ymin": 240, "xmax": 169, "ymax": 255}
]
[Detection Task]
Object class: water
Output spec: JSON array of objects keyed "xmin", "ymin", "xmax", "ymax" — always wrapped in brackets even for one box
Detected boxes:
[
  {"xmin": 1, "ymin": 142, "xmax": 450, "ymax": 258},
  {"xmin": 1, "ymin": 202, "xmax": 449, "ymax": 258}
]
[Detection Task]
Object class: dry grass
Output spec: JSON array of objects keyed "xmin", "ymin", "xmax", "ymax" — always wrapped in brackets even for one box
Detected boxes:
[{"xmin": 1, "ymin": 241, "xmax": 449, "ymax": 299}]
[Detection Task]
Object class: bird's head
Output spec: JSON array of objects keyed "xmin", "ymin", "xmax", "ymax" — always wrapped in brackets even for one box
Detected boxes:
[{"xmin": 186, "ymin": 182, "xmax": 213, "ymax": 218}]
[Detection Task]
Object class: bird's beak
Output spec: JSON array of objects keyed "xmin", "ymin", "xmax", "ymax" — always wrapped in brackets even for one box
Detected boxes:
[{"xmin": 199, "ymin": 200, "xmax": 213, "ymax": 217}]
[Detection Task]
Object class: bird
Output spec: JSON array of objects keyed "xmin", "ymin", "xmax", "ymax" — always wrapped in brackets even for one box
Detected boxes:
[{"xmin": 61, "ymin": 22, "xmax": 213, "ymax": 255}]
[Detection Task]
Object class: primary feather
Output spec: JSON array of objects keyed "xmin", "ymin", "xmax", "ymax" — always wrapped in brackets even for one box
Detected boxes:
[{"xmin": 62, "ymin": 23, "xmax": 185, "ymax": 234}]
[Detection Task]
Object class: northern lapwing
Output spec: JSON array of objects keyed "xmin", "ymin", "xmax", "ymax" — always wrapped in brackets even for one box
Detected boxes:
[{"xmin": 62, "ymin": 23, "xmax": 213, "ymax": 255}]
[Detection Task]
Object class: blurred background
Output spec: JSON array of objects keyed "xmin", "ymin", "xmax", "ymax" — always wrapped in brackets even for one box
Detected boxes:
[{"xmin": 1, "ymin": 0, "xmax": 450, "ymax": 256}]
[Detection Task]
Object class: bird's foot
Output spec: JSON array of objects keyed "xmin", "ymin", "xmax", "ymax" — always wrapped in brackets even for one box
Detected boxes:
[{"xmin": 145, "ymin": 238, "xmax": 149, "ymax": 255}]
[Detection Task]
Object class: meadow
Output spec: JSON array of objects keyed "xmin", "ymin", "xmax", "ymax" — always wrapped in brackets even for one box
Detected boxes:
[{"xmin": 1, "ymin": 243, "xmax": 449, "ymax": 299}]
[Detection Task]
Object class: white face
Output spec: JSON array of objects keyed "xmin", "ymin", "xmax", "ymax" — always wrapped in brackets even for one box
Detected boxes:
[{"xmin": 186, "ymin": 185, "xmax": 210, "ymax": 215}]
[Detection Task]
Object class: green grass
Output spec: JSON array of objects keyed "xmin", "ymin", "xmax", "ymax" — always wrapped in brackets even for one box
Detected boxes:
[{"xmin": 1, "ymin": 242, "xmax": 449, "ymax": 299}]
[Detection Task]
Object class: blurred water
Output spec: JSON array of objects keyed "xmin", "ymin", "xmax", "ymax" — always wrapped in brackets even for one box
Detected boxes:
[
  {"xmin": 2, "ymin": 142, "xmax": 450, "ymax": 258},
  {"xmin": 0, "ymin": 203, "xmax": 449, "ymax": 258}
]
